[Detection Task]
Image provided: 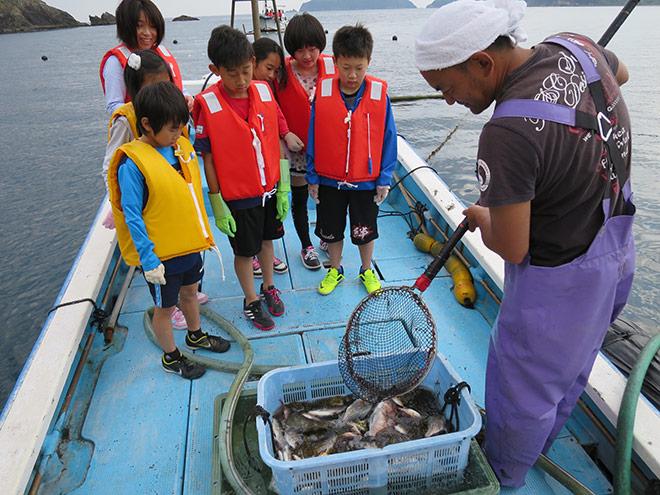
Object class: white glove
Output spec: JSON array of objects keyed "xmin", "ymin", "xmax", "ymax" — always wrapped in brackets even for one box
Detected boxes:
[
  {"xmin": 102, "ymin": 210, "xmax": 115, "ymax": 229},
  {"xmin": 308, "ymin": 183, "xmax": 320, "ymax": 204},
  {"xmin": 284, "ymin": 132, "xmax": 304, "ymax": 152},
  {"xmin": 144, "ymin": 264, "xmax": 166, "ymax": 285},
  {"xmin": 374, "ymin": 186, "xmax": 390, "ymax": 206}
]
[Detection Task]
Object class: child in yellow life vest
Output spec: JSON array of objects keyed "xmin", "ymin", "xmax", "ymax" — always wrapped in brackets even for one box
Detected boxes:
[
  {"xmin": 101, "ymin": 49, "xmax": 208, "ymax": 330},
  {"xmin": 108, "ymin": 81, "xmax": 231, "ymax": 379},
  {"xmin": 102, "ymin": 49, "xmax": 171, "ymax": 226},
  {"xmin": 307, "ymin": 25, "xmax": 398, "ymax": 296},
  {"xmin": 193, "ymin": 26, "xmax": 289, "ymax": 331}
]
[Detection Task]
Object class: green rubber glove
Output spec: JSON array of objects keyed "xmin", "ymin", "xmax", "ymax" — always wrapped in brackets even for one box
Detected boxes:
[
  {"xmin": 276, "ymin": 159, "xmax": 291, "ymax": 221},
  {"xmin": 208, "ymin": 192, "xmax": 236, "ymax": 238}
]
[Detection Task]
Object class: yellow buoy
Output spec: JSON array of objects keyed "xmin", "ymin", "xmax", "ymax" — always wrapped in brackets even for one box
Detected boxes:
[{"xmin": 412, "ymin": 233, "xmax": 476, "ymax": 307}]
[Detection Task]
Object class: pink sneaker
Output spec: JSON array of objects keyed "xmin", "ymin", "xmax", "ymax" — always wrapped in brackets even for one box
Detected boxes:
[
  {"xmin": 196, "ymin": 291, "xmax": 209, "ymax": 305},
  {"xmin": 252, "ymin": 256, "xmax": 263, "ymax": 277},
  {"xmin": 319, "ymin": 240, "xmax": 328, "ymax": 252},
  {"xmin": 171, "ymin": 307, "xmax": 187, "ymax": 329}
]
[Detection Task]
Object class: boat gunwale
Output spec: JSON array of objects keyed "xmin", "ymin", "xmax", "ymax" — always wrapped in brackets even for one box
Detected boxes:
[{"xmin": 0, "ymin": 198, "xmax": 117, "ymax": 494}]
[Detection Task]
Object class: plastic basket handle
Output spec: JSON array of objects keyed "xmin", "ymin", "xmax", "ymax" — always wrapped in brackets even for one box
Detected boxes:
[{"xmin": 414, "ymin": 217, "xmax": 470, "ymax": 292}]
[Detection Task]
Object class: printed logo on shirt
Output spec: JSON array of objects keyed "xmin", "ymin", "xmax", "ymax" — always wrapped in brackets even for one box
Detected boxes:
[
  {"xmin": 476, "ymin": 159, "xmax": 491, "ymax": 192},
  {"xmin": 196, "ymin": 125, "xmax": 204, "ymax": 135}
]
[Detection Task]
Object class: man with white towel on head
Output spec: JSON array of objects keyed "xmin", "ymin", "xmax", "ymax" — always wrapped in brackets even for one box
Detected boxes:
[{"xmin": 415, "ymin": 0, "xmax": 636, "ymax": 487}]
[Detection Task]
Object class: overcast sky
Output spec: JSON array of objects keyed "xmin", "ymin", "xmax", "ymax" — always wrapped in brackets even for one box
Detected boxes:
[{"xmin": 48, "ymin": 0, "xmax": 433, "ymax": 22}]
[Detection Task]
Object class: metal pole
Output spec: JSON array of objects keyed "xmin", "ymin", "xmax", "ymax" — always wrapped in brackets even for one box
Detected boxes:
[
  {"xmin": 251, "ymin": 0, "xmax": 261, "ymax": 40},
  {"xmin": 598, "ymin": 0, "xmax": 640, "ymax": 47},
  {"xmin": 230, "ymin": 0, "xmax": 236, "ymax": 28},
  {"xmin": 272, "ymin": 0, "xmax": 284, "ymax": 48}
]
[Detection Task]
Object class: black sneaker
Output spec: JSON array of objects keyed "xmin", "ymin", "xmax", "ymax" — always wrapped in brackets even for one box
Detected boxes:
[
  {"xmin": 243, "ymin": 299, "xmax": 275, "ymax": 331},
  {"xmin": 185, "ymin": 332, "xmax": 231, "ymax": 353},
  {"xmin": 261, "ymin": 284, "xmax": 285, "ymax": 316},
  {"xmin": 162, "ymin": 354, "xmax": 206, "ymax": 380}
]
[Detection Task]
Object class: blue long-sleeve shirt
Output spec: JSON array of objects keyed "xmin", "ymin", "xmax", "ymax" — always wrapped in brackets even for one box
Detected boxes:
[
  {"xmin": 117, "ymin": 145, "xmax": 192, "ymax": 272},
  {"xmin": 306, "ymin": 79, "xmax": 397, "ymax": 190}
]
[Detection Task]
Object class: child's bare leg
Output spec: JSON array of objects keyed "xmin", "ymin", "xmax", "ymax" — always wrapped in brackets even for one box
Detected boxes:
[
  {"xmin": 178, "ymin": 283, "xmax": 201, "ymax": 330},
  {"xmin": 328, "ymin": 240, "xmax": 343, "ymax": 269},
  {"xmin": 235, "ymin": 255, "xmax": 259, "ymax": 303},
  {"xmin": 358, "ymin": 240, "xmax": 375, "ymax": 272},
  {"xmin": 152, "ymin": 306, "xmax": 176, "ymax": 353},
  {"xmin": 257, "ymin": 240, "xmax": 275, "ymax": 288}
]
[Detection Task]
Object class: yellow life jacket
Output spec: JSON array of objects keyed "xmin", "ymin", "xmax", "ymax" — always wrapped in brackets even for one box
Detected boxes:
[
  {"xmin": 107, "ymin": 137, "xmax": 214, "ymax": 266},
  {"xmin": 108, "ymin": 103, "xmax": 189, "ymax": 141},
  {"xmin": 109, "ymin": 103, "xmax": 139, "ymax": 141}
]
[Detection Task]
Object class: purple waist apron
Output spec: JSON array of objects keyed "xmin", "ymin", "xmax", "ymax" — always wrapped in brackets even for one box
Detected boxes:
[{"xmin": 483, "ymin": 36, "xmax": 636, "ymax": 487}]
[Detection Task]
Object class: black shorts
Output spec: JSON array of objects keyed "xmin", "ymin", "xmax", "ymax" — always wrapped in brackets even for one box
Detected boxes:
[
  {"xmin": 228, "ymin": 195, "xmax": 284, "ymax": 257},
  {"xmin": 146, "ymin": 253, "xmax": 204, "ymax": 308},
  {"xmin": 315, "ymin": 185, "xmax": 379, "ymax": 245}
]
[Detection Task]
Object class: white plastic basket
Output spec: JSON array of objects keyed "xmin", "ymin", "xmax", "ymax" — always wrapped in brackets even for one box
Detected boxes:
[{"xmin": 256, "ymin": 353, "xmax": 481, "ymax": 494}]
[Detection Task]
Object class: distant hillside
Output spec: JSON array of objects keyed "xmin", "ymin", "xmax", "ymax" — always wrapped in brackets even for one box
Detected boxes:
[
  {"xmin": 0, "ymin": 0, "xmax": 83, "ymax": 33},
  {"xmin": 301, "ymin": 0, "xmax": 416, "ymax": 11},
  {"xmin": 427, "ymin": 0, "xmax": 660, "ymax": 5}
]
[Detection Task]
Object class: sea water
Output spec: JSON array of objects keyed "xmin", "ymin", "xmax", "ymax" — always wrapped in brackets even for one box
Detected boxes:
[{"xmin": 0, "ymin": 6, "xmax": 658, "ymax": 407}]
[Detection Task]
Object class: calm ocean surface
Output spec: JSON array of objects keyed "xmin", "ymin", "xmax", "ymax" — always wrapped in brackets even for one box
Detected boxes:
[{"xmin": 0, "ymin": 6, "xmax": 658, "ymax": 408}]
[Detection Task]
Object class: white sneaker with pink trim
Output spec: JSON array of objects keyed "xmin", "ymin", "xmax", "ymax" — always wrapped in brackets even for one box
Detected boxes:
[{"xmin": 171, "ymin": 307, "xmax": 188, "ymax": 329}]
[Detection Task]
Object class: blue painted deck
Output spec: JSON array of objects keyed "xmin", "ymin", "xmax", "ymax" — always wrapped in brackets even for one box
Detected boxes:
[{"xmin": 47, "ymin": 197, "xmax": 613, "ymax": 494}]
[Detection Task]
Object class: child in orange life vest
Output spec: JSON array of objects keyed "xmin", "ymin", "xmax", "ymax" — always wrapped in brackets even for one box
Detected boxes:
[
  {"xmin": 307, "ymin": 24, "xmax": 398, "ymax": 296},
  {"xmin": 248, "ymin": 37, "xmax": 306, "ymax": 278},
  {"xmin": 101, "ymin": 50, "xmax": 208, "ymax": 329},
  {"xmin": 193, "ymin": 26, "xmax": 289, "ymax": 331},
  {"xmin": 108, "ymin": 82, "xmax": 231, "ymax": 379},
  {"xmin": 276, "ymin": 13, "xmax": 335, "ymax": 271},
  {"xmin": 99, "ymin": 0, "xmax": 192, "ymax": 116}
]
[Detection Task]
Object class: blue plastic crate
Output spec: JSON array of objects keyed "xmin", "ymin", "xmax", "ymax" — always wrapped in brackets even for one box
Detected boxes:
[{"xmin": 256, "ymin": 354, "xmax": 482, "ymax": 494}]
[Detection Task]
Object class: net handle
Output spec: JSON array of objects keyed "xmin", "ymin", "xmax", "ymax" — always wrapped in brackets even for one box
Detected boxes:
[{"xmin": 413, "ymin": 217, "xmax": 470, "ymax": 292}]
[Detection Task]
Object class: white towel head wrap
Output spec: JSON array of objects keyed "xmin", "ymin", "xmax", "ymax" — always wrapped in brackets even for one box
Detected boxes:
[{"xmin": 415, "ymin": 0, "xmax": 528, "ymax": 72}]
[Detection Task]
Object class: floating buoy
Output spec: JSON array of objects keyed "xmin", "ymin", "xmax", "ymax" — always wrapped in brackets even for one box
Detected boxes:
[
  {"xmin": 173, "ymin": 39, "xmax": 178, "ymax": 44},
  {"xmin": 412, "ymin": 232, "xmax": 476, "ymax": 307},
  {"xmin": 41, "ymin": 55, "xmax": 48, "ymax": 61},
  {"xmin": 392, "ymin": 35, "xmax": 398, "ymax": 41}
]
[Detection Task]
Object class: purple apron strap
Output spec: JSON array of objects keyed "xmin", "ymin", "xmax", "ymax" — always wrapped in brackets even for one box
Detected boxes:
[
  {"xmin": 491, "ymin": 99, "xmax": 577, "ymax": 126},
  {"xmin": 544, "ymin": 36, "xmax": 601, "ymax": 83}
]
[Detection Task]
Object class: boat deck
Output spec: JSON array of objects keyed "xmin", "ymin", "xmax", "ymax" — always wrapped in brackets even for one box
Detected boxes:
[{"xmin": 44, "ymin": 201, "xmax": 614, "ymax": 494}]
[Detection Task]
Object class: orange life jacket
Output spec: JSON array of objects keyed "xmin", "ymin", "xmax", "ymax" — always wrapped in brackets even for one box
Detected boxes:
[
  {"xmin": 195, "ymin": 81, "xmax": 281, "ymax": 201},
  {"xmin": 99, "ymin": 43, "xmax": 183, "ymax": 99},
  {"xmin": 276, "ymin": 54, "xmax": 335, "ymax": 145},
  {"xmin": 313, "ymin": 75, "xmax": 388, "ymax": 184}
]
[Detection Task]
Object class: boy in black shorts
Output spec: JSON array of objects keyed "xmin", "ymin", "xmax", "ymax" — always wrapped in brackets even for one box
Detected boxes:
[
  {"xmin": 108, "ymin": 81, "xmax": 230, "ymax": 380},
  {"xmin": 193, "ymin": 26, "xmax": 289, "ymax": 330},
  {"xmin": 307, "ymin": 25, "xmax": 397, "ymax": 295}
]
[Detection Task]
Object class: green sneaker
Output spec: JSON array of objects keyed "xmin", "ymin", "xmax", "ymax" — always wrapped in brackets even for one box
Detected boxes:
[
  {"xmin": 318, "ymin": 267, "xmax": 345, "ymax": 295},
  {"xmin": 359, "ymin": 268, "xmax": 381, "ymax": 294}
]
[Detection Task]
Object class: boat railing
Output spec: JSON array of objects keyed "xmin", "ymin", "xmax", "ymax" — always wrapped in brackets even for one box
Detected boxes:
[{"xmin": 0, "ymin": 199, "xmax": 117, "ymax": 494}]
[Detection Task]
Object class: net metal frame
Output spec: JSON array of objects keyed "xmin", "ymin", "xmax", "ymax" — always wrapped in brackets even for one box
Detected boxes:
[{"xmin": 338, "ymin": 286, "xmax": 437, "ymax": 403}]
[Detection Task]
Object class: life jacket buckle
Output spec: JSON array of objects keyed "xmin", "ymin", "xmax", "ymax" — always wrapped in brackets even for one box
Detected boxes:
[{"xmin": 597, "ymin": 111, "xmax": 613, "ymax": 142}]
